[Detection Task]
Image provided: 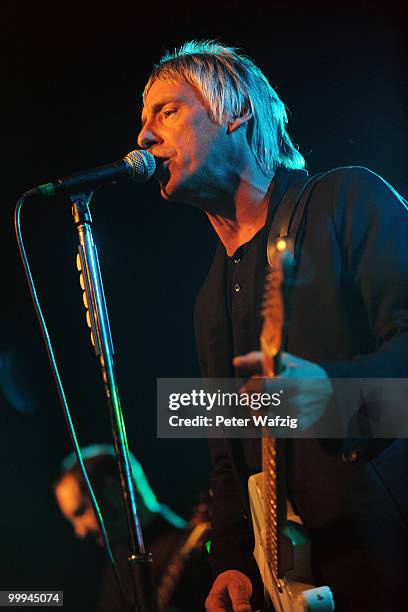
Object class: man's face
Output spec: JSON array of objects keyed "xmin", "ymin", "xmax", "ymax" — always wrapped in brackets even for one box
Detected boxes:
[
  {"xmin": 55, "ymin": 474, "xmax": 102, "ymax": 546},
  {"xmin": 137, "ymin": 78, "xmax": 231, "ymax": 204}
]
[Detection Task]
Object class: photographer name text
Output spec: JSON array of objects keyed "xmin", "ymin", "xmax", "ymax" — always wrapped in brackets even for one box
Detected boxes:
[{"xmin": 168, "ymin": 414, "xmax": 298, "ymax": 429}]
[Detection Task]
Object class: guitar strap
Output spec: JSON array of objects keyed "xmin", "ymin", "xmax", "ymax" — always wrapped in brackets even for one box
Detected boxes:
[
  {"xmin": 266, "ymin": 170, "xmax": 394, "ymax": 463},
  {"xmin": 266, "ymin": 171, "xmax": 327, "ymax": 266}
]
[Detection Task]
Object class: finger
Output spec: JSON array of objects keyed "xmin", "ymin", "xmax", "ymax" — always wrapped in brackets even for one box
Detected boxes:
[
  {"xmin": 228, "ymin": 580, "xmax": 252, "ymax": 612},
  {"xmin": 233, "ymin": 351, "xmax": 263, "ymax": 377},
  {"xmin": 280, "ymin": 351, "xmax": 308, "ymax": 372},
  {"xmin": 233, "ymin": 603, "xmax": 252, "ymax": 612},
  {"xmin": 205, "ymin": 592, "xmax": 229, "ymax": 612},
  {"xmin": 240, "ymin": 377, "xmax": 266, "ymax": 395},
  {"xmin": 229, "ymin": 598, "xmax": 252, "ymax": 611},
  {"xmin": 206, "ymin": 571, "xmax": 251, "ymax": 612}
]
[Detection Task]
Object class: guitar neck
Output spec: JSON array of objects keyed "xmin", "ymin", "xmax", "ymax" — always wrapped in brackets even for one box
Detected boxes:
[
  {"xmin": 262, "ymin": 436, "xmax": 293, "ymax": 580},
  {"xmin": 260, "ymin": 243, "xmax": 297, "ymax": 584},
  {"xmin": 254, "ymin": 246, "xmax": 334, "ymax": 611}
]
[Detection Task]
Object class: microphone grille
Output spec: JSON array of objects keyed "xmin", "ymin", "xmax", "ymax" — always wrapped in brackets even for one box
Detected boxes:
[{"xmin": 124, "ymin": 149, "xmax": 156, "ymax": 181}]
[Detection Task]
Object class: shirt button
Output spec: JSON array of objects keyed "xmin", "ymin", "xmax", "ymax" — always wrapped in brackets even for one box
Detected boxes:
[
  {"xmin": 234, "ymin": 257, "xmax": 241, "ymax": 264},
  {"xmin": 234, "ymin": 283, "xmax": 241, "ymax": 293},
  {"xmin": 342, "ymin": 448, "xmax": 361, "ymax": 464}
]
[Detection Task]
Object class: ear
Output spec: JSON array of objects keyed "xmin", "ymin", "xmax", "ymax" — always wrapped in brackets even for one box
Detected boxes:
[{"xmin": 227, "ymin": 108, "xmax": 253, "ymax": 134}]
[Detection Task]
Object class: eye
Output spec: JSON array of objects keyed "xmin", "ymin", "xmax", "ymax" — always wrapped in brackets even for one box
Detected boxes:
[
  {"xmin": 162, "ymin": 108, "xmax": 177, "ymax": 119},
  {"xmin": 73, "ymin": 502, "xmax": 87, "ymax": 518}
]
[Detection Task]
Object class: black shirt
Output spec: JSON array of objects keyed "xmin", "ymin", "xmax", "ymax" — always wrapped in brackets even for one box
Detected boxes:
[{"xmin": 195, "ymin": 165, "xmax": 408, "ymax": 611}]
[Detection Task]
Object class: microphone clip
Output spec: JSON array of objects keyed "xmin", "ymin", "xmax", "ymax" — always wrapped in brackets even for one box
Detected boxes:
[{"xmin": 70, "ymin": 192, "xmax": 93, "ymax": 226}]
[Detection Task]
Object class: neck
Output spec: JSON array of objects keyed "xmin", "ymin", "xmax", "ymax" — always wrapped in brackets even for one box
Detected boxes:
[{"xmin": 206, "ymin": 173, "xmax": 275, "ymax": 256}]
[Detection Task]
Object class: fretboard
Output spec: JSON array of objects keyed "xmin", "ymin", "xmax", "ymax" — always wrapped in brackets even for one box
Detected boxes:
[{"xmin": 262, "ymin": 436, "xmax": 291, "ymax": 581}]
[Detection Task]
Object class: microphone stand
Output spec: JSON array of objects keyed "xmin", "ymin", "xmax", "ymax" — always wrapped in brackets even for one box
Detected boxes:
[{"xmin": 71, "ymin": 192, "xmax": 158, "ymax": 612}]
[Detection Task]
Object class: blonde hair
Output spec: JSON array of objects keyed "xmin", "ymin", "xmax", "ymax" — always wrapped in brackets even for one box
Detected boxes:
[{"xmin": 144, "ymin": 40, "xmax": 305, "ymax": 176}]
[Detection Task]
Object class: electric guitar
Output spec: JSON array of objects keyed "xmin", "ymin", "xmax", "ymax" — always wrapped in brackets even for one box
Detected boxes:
[
  {"xmin": 248, "ymin": 240, "xmax": 335, "ymax": 611},
  {"xmin": 156, "ymin": 499, "xmax": 211, "ymax": 611}
]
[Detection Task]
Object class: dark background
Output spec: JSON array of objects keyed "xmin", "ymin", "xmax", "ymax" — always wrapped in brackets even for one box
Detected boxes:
[{"xmin": 1, "ymin": 1, "xmax": 407, "ymax": 610}]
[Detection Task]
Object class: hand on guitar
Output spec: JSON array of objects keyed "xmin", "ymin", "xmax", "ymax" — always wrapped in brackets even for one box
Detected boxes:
[
  {"xmin": 205, "ymin": 570, "xmax": 253, "ymax": 611},
  {"xmin": 233, "ymin": 351, "xmax": 332, "ymax": 430}
]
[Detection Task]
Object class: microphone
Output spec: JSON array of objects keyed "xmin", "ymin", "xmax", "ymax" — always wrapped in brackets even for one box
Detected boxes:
[{"xmin": 26, "ymin": 149, "xmax": 156, "ymax": 198}]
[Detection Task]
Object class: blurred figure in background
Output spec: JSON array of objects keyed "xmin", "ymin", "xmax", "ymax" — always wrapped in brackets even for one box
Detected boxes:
[{"xmin": 54, "ymin": 444, "xmax": 211, "ymax": 611}]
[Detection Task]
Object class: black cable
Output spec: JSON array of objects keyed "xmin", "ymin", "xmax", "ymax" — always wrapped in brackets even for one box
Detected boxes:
[{"xmin": 14, "ymin": 191, "xmax": 132, "ymax": 612}]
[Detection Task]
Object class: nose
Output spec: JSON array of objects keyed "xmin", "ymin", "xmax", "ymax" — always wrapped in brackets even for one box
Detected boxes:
[
  {"xmin": 137, "ymin": 121, "xmax": 160, "ymax": 150},
  {"xmin": 74, "ymin": 522, "xmax": 88, "ymax": 539}
]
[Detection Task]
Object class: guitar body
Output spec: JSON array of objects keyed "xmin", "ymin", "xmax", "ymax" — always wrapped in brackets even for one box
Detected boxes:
[{"xmin": 249, "ymin": 471, "xmax": 334, "ymax": 611}]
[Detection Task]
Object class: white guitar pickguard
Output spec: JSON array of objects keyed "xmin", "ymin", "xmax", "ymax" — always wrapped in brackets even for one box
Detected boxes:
[{"xmin": 249, "ymin": 472, "xmax": 334, "ymax": 612}]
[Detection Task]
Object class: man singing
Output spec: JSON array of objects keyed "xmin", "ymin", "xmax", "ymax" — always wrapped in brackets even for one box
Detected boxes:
[{"xmin": 137, "ymin": 41, "xmax": 408, "ymax": 611}]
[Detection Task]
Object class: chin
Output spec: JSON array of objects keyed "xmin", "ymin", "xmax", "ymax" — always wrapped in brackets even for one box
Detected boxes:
[
  {"xmin": 159, "ymin": 185, "xmax": 172, "ymax": 200},
  {"xmin": 161, "ymin": 178, "xmax": 200, "ymax": 207},
  {"xmin": 159, "ymin": 178, "xmax": 184, "ymax": 202}
]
